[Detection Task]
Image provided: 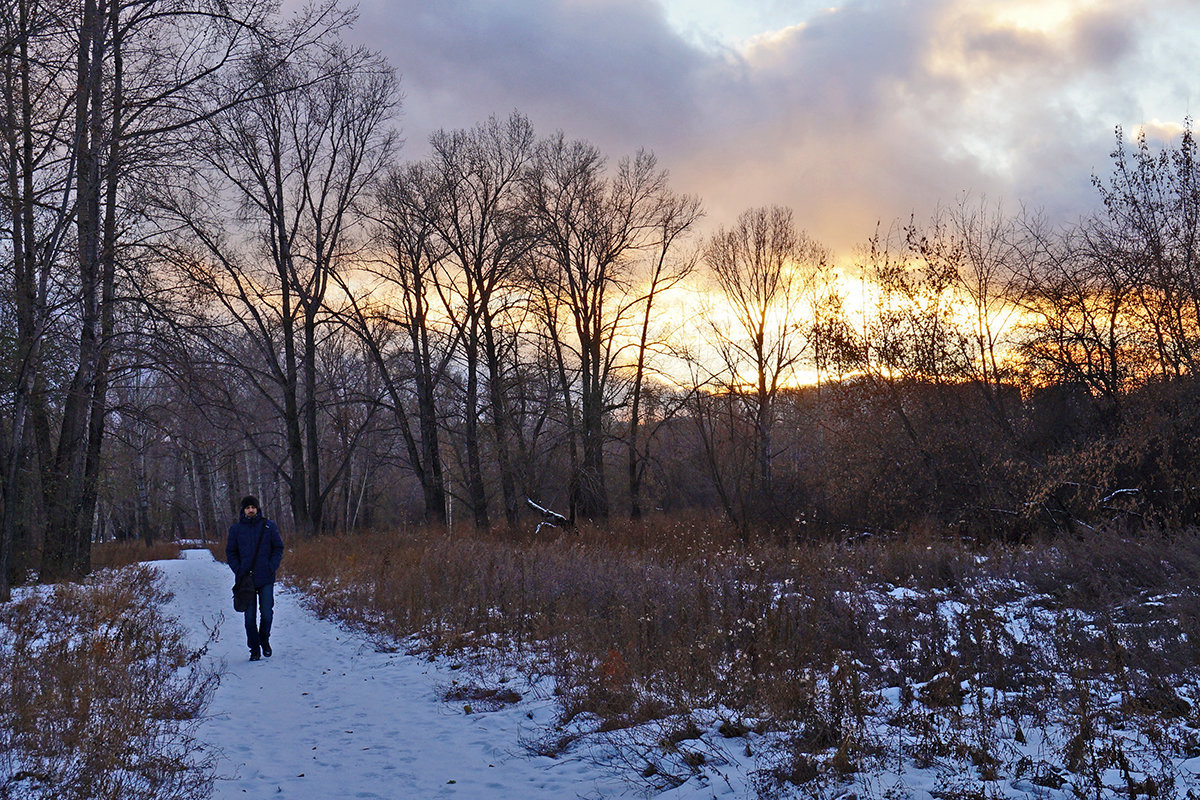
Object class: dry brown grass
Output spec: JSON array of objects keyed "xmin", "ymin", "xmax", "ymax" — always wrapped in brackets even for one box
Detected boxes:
[
  {"xmin": 0, "ymin": 564, "xmax": 218, "ymax": 800},
  {"xmin": 90, "ymin": 539, "xmax": 182, "ymax": 570},
  {"xmin": 283, "ymin": 517, "xmax": 1200, "ymax": 796},
  {"xmin": 284, "ymin": 519, "xmax": 874, "ymax": 722}
]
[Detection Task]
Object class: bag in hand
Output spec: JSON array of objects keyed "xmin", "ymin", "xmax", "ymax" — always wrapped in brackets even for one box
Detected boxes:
[{"xmin": 232, "ymin": 571, "xmax": 256, "ymax": 612}]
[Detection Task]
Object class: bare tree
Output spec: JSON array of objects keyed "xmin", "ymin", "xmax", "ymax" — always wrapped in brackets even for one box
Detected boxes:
[
  {"xmin": 905, "ymin": 196, "xmax": 1026, "ymax": 437},
  {"xmin": 524, "ymin": 134, "xmax": 678, "ymax": 520},
  {"xmin": 626, "ymin": 193, "xmax": 701, "ymax": 519},
  {"xmin": 1012, "ymin": 218, "xmax": 1140, "ymax": 412},
  {"xmin": 342, "ymin": 161, "xmax": 456, "ymax": 525},
  {"xmin": 159, "ymin": 11, "xmax": 398, "ymax": 537},
  {"xmin": 423, "ymin": 112, "xmax": 536, "ymax": 529},
  {"xmin": 700, "ymin": 205, "xmax": 828, "ymax": 529},
  {"xmin": 1008, "ymin": 125, "xmax": 1200, "ymax": 416},
  {"xmin": 0, "ymin": 0, "xmax": 77, "ymax": 594},
  {"xmin": 1091, "ymin": 122, "xmax": 1200, "ymax": 380},
  {"xmin": 0, "ymin": 0, "xmax": 277, "ymax": 590}
]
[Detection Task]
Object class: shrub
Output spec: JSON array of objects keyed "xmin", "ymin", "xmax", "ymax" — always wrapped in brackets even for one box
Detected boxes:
[{"xmin": 0, "ymin": 564, "xmax": 218, "ymax": 800}]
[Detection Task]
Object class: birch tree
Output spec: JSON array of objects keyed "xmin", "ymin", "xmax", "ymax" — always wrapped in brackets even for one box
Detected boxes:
[{"xmin": 1, "ymin": 0, "xmax": 275, "ymax": 590}]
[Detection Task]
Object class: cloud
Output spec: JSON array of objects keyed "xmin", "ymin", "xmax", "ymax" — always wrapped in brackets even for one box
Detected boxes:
[
  {"xmin": 1134, "ymin": 119, "xmax": 1188, "ymax": 144},
  {"xmin": 351, "ymin": 0, "xmax": 706, "ymax": 153},
  {"xmin": 342, "ymin": 0, "xmax": 1200, "ymax": 253}
]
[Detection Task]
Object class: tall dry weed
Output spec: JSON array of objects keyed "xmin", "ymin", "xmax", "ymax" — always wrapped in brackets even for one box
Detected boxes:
[
  {"xmin": 283, "ymin": 519, "xmax": 1200, "ymax": 797},
  {"xmin": 0, "ymin": 564, "xmax": 218, "ymax": 800}
]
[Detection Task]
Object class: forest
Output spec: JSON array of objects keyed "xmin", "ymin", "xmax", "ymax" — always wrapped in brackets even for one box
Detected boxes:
[{"xmin": 4, "ymin": 0, "xmax": 1200, "ymax": 602}]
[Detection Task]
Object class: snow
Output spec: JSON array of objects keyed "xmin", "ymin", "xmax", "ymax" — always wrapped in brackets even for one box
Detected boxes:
[
  {"xmin": 158, "ymin": 549, "xmax": 722, "ymax": 799},
  {"xmin": 145, "ymin": 549, "xmax": 1200, "ymax": 800}
]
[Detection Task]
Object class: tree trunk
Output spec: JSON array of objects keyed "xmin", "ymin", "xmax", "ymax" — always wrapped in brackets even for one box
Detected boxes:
[
  {"xmin": 578, "ymin": 339, "xmax": 609, "ymax": 520},
  {"xmin": 545, "ymin": 310, "xmax": 581, "ymax": 525},
  {"xmin": 42, "ymin": 0, "xmax": 105, "ymax": 582},
  {"xmin": 482, "ymin": 319, "xmax": 519, "ymax": 528},
  {"xmin": 414, "ymin": 329, "xmax": 447, "ymax": 523},
  {"xmin": 464, "ymin": 323, "xmax": 489, "ymax": 529},
  {"xmin": 0, "ymin": 0, "xmax": 38, "ymax": 598},
  {"xmin": 304, "ymin": 308, "xmax": 323, "ymax": 534},
  {"xmin": 79, "ymin": 0, "xmax": 125, "ymax": 571}
]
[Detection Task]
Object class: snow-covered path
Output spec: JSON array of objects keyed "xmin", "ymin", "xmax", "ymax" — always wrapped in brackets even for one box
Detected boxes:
[{"xmin": 157, "ymin": 549, "xmax": 636, "ymax": 799}]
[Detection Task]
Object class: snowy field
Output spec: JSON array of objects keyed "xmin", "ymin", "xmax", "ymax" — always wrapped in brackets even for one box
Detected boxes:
[
  {"xmin": 160, "ymin": 548, "xmax": 746, "ymax": 799},
  {"xmin": 155, "ymin": 548, "xmax": 1200, "ymax": 800}
]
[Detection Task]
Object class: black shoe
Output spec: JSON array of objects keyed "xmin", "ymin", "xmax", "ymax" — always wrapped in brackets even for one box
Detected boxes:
[
  {"xmin": 261, "ymin": 640, "xmax": 272, "ymax": 658},
  {"xmin": 250, "ymin": 646, "xmax": 261, "ymax": 661}
]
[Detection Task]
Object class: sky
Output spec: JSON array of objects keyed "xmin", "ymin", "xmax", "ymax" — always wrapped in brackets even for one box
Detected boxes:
[{"xmin": 338, "ymin": 0, "xmax": 1200, "ymax": 255}]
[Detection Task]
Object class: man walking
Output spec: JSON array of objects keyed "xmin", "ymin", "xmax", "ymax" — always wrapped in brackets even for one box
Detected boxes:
[{"xmin": 226, "ymin": 496, "xmax": 285, "ymax": 661}]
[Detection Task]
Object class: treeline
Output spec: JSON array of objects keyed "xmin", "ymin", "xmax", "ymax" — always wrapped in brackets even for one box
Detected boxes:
[{"xmin": 4, "ymin": 0, "xmax": 1200, "ymax": 597}]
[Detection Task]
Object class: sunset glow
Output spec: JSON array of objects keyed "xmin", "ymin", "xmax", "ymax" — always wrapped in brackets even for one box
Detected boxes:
[{"xmin": 988, "ymin": 0, "xmax": 1085, "ymax": 34}]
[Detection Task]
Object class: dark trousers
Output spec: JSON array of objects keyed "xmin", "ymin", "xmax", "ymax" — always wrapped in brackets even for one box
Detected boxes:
[{"xmin": 243, "ymin": 582, "xmax": 274, "ymax": 648}]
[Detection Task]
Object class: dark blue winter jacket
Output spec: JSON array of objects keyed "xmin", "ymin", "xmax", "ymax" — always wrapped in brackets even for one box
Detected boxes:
[{"xmin": 226, "ymin": 511, "xmax": 284, "ymax": 588}]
